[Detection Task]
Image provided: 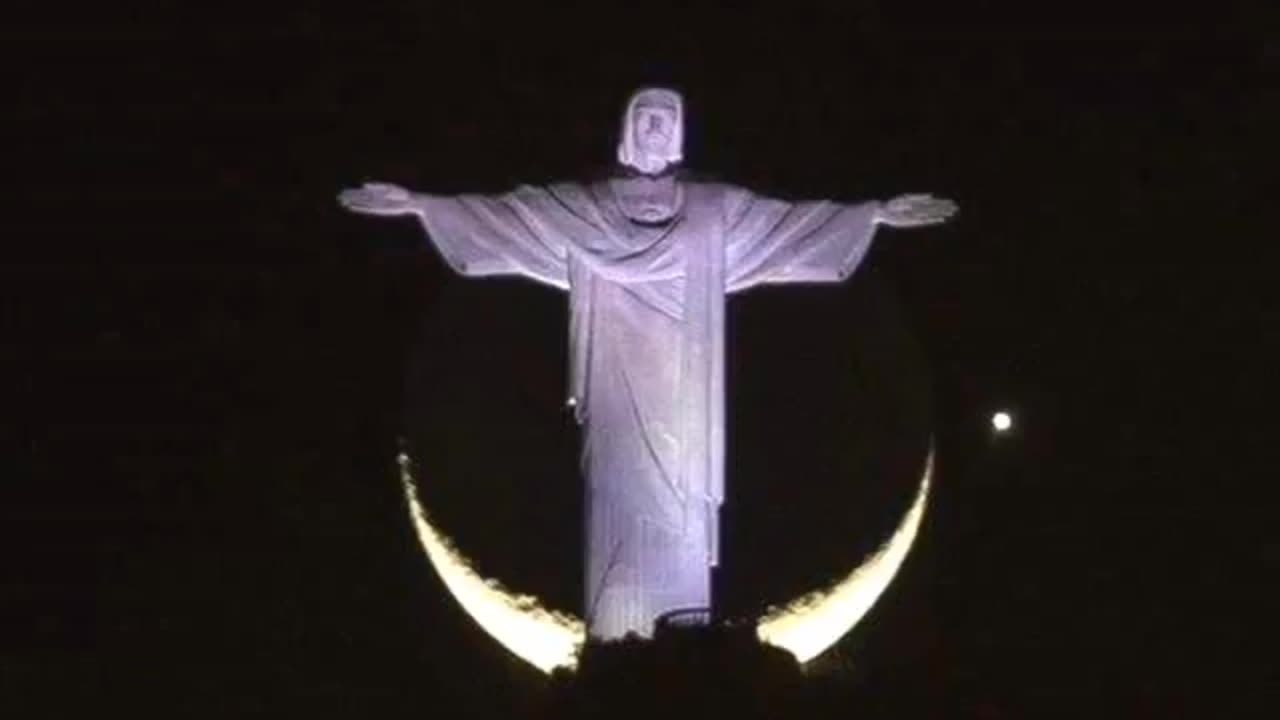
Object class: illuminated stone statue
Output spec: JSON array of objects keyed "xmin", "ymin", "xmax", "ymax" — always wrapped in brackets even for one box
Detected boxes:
[{"xmin": 339, "ymin": 88, "xmax": 956, "ymax": 640}]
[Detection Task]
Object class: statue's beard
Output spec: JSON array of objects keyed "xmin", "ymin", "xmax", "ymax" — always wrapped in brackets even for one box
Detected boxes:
[
  {"xmin": 623, "ymin": 131, "xmax": 680, "ymax": 176},
  {"xmin": 627, "ymin": 150, "xmax": 674, "ymax": 176}
]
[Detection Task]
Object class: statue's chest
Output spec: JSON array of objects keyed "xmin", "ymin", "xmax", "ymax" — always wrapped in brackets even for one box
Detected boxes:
[
  {"xmin": 601, "ymin": 182, "xmax": 718, "ymax": 247},
  {"xmin": 613, "ymin": 177, "xmax": 681, "ymax": 224}
]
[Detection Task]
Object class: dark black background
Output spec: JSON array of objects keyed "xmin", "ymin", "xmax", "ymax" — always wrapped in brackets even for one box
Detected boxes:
[{"xmin": 7, "ymin": 2, "xmax": 1274, "ymax": 717}]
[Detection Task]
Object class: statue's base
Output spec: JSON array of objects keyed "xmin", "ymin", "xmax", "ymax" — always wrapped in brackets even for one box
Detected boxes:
[{"xmin": 536, "ymin": 622, "xmax": 809, "ymax": 719}]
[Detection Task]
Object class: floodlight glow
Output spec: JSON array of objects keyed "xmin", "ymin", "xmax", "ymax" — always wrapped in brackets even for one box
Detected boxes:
[
  {"xmin": 398, "ymin": 453, "xmax": 584, "ymax": 674},
  {"xmin": 992, "ymin": 411, "xmax": 1013, "ymax": 432},
  {"xmin": 756, "ymin": 450, "xmax": 931, "ymax": 663},
  {"xmin": 398, "ymin": 449, "xmax": 929, "ymax": 673}
]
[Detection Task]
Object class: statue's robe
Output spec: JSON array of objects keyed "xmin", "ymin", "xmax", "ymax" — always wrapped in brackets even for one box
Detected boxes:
[{"xmin": 414, "ymin": 179, "xmax": 881, "ymax": 639}]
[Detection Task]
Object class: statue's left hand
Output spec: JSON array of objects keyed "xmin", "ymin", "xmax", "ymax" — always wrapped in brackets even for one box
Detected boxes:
[
  {"xmin": 876, "ymin": 194, "xmax": 958, "ymax": 228},
  {"xmin": 337, "ymin": 182, "xmax": 419, "ymax": 217}
]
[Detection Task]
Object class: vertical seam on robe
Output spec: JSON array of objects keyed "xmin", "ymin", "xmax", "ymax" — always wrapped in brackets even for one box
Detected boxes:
[{"xmin": 617, "ymin": 356, "xmax": 681, "ymax": 513}]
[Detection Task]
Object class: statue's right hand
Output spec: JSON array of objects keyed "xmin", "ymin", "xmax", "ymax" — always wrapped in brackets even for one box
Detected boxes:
[{"xmin": 338, "ymin": 182, "xmax": 418, "ymax": 216}]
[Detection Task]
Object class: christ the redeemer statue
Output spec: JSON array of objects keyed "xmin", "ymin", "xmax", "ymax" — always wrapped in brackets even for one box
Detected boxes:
[{"xmin": 339, "ymin": 87, "xmax": 956, "ymax": 640}]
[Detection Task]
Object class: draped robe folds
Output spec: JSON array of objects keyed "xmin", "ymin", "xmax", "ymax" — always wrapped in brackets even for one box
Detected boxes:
[{"xmin": 413, "ymin": 180, "xmax": 881, "ymax": 639}]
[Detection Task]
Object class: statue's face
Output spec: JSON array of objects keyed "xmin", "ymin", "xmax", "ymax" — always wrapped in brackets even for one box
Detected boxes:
[
  {"xmin": 617, "ymin": 88, "xmax": 683, "ymax": 175},
  {"xmin": 631, "ymin": 101, "xmax": 679, "ymax": 157}
]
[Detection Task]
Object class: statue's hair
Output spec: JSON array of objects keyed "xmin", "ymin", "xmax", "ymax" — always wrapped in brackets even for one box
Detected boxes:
[{"xmin": 616, "ymin": 87, "xmax": 684, "ymax": 173}]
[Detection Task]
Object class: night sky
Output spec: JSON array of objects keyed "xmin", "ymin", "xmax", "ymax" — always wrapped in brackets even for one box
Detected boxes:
[{"xmin": 8, "ymin": 3, "xmax": 1274, "ymax": 717}]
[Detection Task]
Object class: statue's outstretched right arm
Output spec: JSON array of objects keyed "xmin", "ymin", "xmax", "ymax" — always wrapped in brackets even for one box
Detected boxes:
[
  {"xmin": 338, "ymin": 181, "xmax": 421, "ymax": 217},
  {"xmin": 338, "ymin": 181, "xmax": 569, "ymax": 289}
]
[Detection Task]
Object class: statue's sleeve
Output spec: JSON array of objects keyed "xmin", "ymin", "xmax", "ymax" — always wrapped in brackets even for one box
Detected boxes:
[
  {"xmin": 413, "ymin": 185, "xmax": 575, "ymax": 290},
  {"xmin": 723, "ymin": 185, "xmax": 882, "ymax": 293}
]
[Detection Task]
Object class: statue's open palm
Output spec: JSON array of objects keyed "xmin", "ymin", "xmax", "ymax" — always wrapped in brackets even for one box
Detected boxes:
[
  {"xmin": 338, "ymin": 182, "xmax": 418, "ymax": 216},
  {"xmin": 877, "ymin": 194, "xmax": 958, "ymax": 228}
]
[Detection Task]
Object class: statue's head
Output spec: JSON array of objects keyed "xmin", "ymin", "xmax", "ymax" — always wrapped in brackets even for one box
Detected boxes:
[{"xmin": 616, "ymin": 87, "xmax": 684, "ymax": 175}]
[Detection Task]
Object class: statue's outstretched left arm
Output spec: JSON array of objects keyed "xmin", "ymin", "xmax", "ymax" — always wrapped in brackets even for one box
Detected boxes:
[
  {"xmin": 874, "ymin": 194, "xmax": 958, "ymax": 228},
  {"xmin": 725, "ymin": 187, "xmax": 957, "ymax": 291}
]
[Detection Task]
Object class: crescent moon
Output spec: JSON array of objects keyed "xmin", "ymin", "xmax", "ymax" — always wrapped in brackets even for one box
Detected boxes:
[
  {"xmin": 755, "ymin": 448, "xmax": 933, "ymax": 663},
  {"xmin": 396, "ymin": 447, "xmax": 931, "ymax": 673},
  {"xmin": 397, "ymin": 453, "xmax": 585, "ymax": 673}
]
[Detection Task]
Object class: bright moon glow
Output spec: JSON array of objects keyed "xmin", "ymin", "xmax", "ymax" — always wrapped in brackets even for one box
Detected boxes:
[
  {"xmin": 992, "ymin": 411, "xmax": 1013, "ymax": 432},
  {"xmin": 398, "ymin": 453, "xmax": 585, "ymax": 673},
  {"xmin": 756, "ymin": 449, "xmax": 932, "ymax": 664}
]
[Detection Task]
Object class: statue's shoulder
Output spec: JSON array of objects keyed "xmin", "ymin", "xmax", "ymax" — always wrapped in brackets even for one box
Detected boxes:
[
  {"xmin": 682, "ymin": 179, "xmax": 752, "ymax": 214},
  {"xmin": 501, "ymin": 181, "xmax": 599, "ymax": 214},
  {"xmin": 546, "ymin": 180, "xmax": 590, "ymax": 195},
  {"xmin": 506, "ymin": 181, "xmax": 584, "ymax": 198},
  {"xmin": 677, "ymin": 175, "xmax": 739, "ymax": 198},
  {"xmin": 543, "ymin": 180, "xmax": 598, "ymax": 209}
]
